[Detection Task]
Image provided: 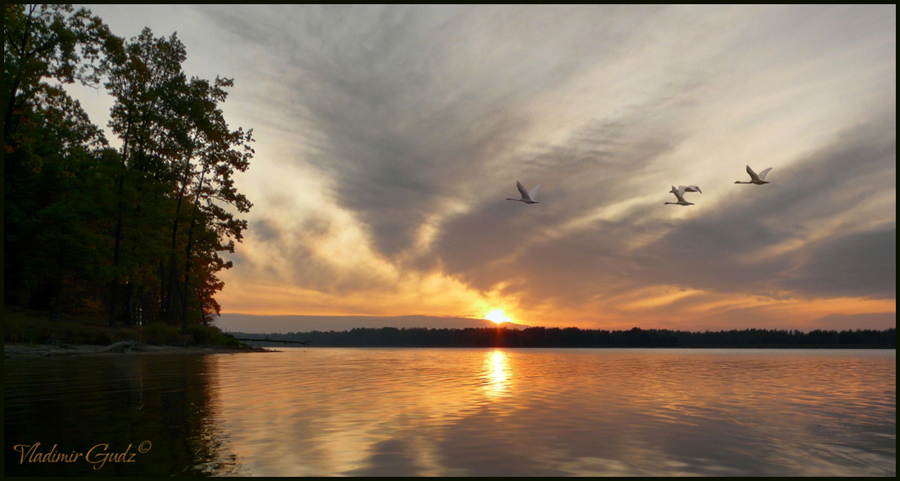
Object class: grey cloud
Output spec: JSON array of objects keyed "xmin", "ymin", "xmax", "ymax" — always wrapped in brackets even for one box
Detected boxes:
[
  {"xmin": 284, "ymin": 9, "xmax": 530, "ymax": 257},
  {"xmin": 251, "ymin": 218, "xmax": 282, "ymax": 243},
  {"xmin": 203, "ymin": 6, "xmax": 682, "ymax": 260},
  {"xmin": 437, "ymin": 108, "xmax": 896, "ymax": 309},
  {"xmin": 630, "ymin": 109, "xmax": 896, "ymax": 297},
  {"xmin": 498, "ymin": 222, "xmax": 654, "ymax": 307},
  {"xmin": 196, "ymin": 5, "xmax": 894, "ymax": 312},
  {"xmin": 196, "ymin": 5, "xmax": 295, "ymax": 46},
  {"xmin": 778, "ymin": 226, "xmax": 896, "ymax": 299},
  {"xmin": 811, "ymin": 312, "xmax": 896, "ymax": 330},
  {"xmin": 245, "ymin": 213, "xmax": 392, "ymax": 294},
  {"xmin": 432, "ymin": 91, "xmax": 700, "ymax": 303},
  {"xmin": 227, "ymin": 248, "xmax": 248, "ymax": 268}
]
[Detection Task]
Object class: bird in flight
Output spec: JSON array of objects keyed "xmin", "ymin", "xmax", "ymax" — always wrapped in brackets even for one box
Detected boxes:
[
  {"xmin": 735, "ymin": 165, "xmax": 773, "ymax": 185},
  {"xmin": 665, "ymin": 185, "xmax": 696, "ymax": 206},
  {"xmin": 507, "ymin": 180, "xmax": 541, "ymax": 204},
  {"xmin": 670, "ymin": 184, "xmax": 702, "ymax": 195}
]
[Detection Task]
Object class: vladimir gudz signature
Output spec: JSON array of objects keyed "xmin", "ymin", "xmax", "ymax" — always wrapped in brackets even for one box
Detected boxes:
[{"xmin": 12, "ymin": 441, "xmax": 152, "ymax": 470}]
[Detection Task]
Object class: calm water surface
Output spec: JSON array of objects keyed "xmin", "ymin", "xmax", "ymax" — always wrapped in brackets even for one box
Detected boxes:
[{"xmin": 4, "ymin": 348, "xmax": 896, "ymax": 476}]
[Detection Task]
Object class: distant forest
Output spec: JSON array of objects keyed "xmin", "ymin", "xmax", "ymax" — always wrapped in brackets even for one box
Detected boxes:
[
  {"xmin": 5, "ymin": 5, "xmax": 253, "ymax": 328},
  {"xmin": 232, "ymin": 326, "xmax": 896, "ymax": 349}
]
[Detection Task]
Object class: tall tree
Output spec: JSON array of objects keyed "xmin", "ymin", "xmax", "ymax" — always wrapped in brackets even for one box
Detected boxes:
[
  {"xmin": 4, "ymin": 4, "xmax": 115, "ymax": 312},
  {"xmin": 178, "ymin": 77, "xmax": 253, "ymax": 328},
  {"xmin": 102, "ymin": 28, "xmax": 253, "ymax": 327},
  {"xmin": 160, "ymin": 76, "xmax": 223, "ymax": 324},
  {"xmin": 4, "ymin": 4, "xmax": 113, "ymax": 142},
  {"xmin": 6, "ymin": 84, "xmax": 111, "ymax": 314},
  {"xmin": 102, "ymin": 28, "xmax": 187, "ymax": 325},
  {"xmin": 5, "ymin": 8, "xmax": 253, "ymax": 329}
]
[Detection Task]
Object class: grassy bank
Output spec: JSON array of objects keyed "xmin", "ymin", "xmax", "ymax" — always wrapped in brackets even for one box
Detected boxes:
[{"xmin": 4, "ymin": 305, "xmax": 248, "ymax": 349}]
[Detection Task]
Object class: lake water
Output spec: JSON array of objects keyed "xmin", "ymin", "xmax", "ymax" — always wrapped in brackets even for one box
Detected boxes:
[{"xmin": 4, "ymin": 348, "xmax": 895, "ymax": 476}]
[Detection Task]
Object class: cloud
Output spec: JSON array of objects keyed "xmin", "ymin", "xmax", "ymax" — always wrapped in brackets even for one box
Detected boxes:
[
  {"xmin": 639, "ymin": 109, "xmax": 896, "ymax": 295},
  {"xmin": 811, "ymin": 312, "xmax": 896, "ymax": 330},
  {"xmin": 425, "ymin": 106, "xmax": 896, "ymax": 326},
  {"xmin": 187, "ymin": 5, "xmax": 896, "ymax": 327},
  {"xmin": 779, "ymin": 227, "xmax": 896, "ymax": 299},
  {"xmin": 251, "ymin": 218, "xmax": 283, "ymax": 243},
  {"xmin": 215, "ymin": 314, "xmax": 529, "ymax": 334},
  {"xmin": 201, "ymin": 5, "xmax": 704, "ymax": 260}
]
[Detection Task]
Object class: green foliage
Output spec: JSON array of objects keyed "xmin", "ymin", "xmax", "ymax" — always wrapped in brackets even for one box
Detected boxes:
[
  {"xmin": 5, "ymin": 5, "xmax": 253, "ymax": 330},
  {"xmin": 184, "ymin": 325, "xmax": 244, "ymax": 347},
  {"xmin": 4, "ymin": 306, "xmax": 247, "ymax": 348},
  {"xmin": 4, "ymin": 306, "xmax": 119, "ymax": 345},
  {"xmin": 140, "ymin": 323, "xmax": 188, "ymax": 346},
  {"xmin": 4, "ymin": 4, "xmax": 114, "ymax": 141},
  {"xmin": 137, "ymin": 323, "xmax": 242, "ymax": 347}
]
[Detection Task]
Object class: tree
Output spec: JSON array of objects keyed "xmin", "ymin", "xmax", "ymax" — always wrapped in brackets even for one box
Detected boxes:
[
  {"xmin": 102, "ymin": 28, "xmax": 253, "ymax": 327},
  {"xmin": 102, "ymin": 28, "xmax": 189, "ymax": 325},
  {"xmin": 160, "ymin": 76, "xmax": 251, "ymax": 326},
  {"xmin": 4, "ymin": 4, "xmax": 113, "ymax": 142},
  {"xmin": 5, "ymin": 8, "xmax": 253, "ymax": 331},
  {"xmin": 177, "ymin": 76, "xmax": 253, "ymax": 328},
  {"xmin": 4, "ymin": 4, "xmax": 115, "ymax": 313},
  {"xmin": 11, "ymin": 86, "xmax": 112, "ymax": 316}
]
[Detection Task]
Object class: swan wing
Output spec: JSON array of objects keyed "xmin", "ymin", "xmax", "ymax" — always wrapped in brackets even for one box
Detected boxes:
[
  {"xmin": 516, "ymin": 181, "xmax": 529, "ymax": 200},
  {"xmin": 757, "ymin": 167, "xmax": 773, "ymax": 181},
  {"xmin": 746, "ymin": 165, "xmax": 761, "ymax": 182},
  {"xmin": 528, "ymin": 184, "xmax": 541, "ymax": 201}
]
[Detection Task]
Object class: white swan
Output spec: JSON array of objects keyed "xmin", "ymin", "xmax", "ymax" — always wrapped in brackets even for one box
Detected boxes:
[
  {"xmin": 506, "ymin": 180, "xmax": 541, "ymax": 204},
  {"xmin": 669, "ymin": 184, "xmax": 702, "ymax": 195},
  {"xmin": 664, "ymin": 185, "xmax": 695, "ymax": 206},
  {"xmin": 735, "ymin": 165, "xmax": 773, "ymax": 185}
]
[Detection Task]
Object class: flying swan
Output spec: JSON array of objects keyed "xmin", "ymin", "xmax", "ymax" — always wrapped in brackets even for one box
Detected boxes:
[
  {"xmin": 507, "ymin": 181, "xmax": 541, "ymax": 204},
  {"xmin": 665, "ymin": 185, "xmax": 695, "ymax": 206},
  {"xmin": 670, "ymin": 184, "xmax": 702, "ymax": 195},
  {"xmin": 735, "ymin": 165, "xmax": 773, "ymax": 185}
]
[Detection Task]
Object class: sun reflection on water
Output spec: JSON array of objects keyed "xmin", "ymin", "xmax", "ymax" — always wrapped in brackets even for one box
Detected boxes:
[
  {"xmin": 484, "ymin": 350, "xmax": 510, "ymax": 398},
  {"xmin": 8, "ymin": 349, "xmax": 887, "ymax": 476}
]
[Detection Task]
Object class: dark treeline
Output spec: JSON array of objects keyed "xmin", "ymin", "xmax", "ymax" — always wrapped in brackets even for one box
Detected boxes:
[
  {"xmin": 232, "ymin": 326, "xmax": 897, "ymax": 348},
  {"xmin": 4, "ymin": 5, "xmax": 253, "ymax": 328}
]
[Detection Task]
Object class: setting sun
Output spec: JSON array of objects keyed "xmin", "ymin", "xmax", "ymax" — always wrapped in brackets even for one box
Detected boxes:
[{"xmin": 484, "ymin": 309, "xmax": 512, "ymax": 324}]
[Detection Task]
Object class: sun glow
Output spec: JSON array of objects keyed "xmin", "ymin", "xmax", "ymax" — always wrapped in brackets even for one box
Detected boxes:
[
  {"xmin": 485, "ymin": 309, "xmax": 512, "ymax": 324},
  {"xmin": 484, "ymin": 350, "xmax": 510, "ymax": 398}
]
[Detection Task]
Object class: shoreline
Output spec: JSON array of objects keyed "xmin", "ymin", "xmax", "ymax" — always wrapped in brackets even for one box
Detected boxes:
[{"xmin": 4, "ymin": 341, "xmax": 273, "ymax": 358}]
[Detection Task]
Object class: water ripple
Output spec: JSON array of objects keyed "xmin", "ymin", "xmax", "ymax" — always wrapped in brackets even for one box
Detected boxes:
[{"xmin": 5, "ymin": 348, "xmax": 895, "ymax": 476}]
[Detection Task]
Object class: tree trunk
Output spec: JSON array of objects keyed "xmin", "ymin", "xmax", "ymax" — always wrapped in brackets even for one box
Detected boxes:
[
  {"xmin": 52, "ymin": 243, "xmax": 65, "ymax": 322},
  {"xmin": 181, "ymin": 166, "xmax": 207, "ymax": 330},
  {"xmin": 108, "ymin": 126, "xmax": 131, "ymax": 327}
]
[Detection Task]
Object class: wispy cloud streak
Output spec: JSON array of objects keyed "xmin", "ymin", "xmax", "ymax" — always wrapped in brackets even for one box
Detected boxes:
[{"xmin": 75, "ymin": 5, "xmax": 895, "ymax": 329}]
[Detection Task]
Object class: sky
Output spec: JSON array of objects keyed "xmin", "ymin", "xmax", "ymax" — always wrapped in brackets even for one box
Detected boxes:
[{"xmin": 69, "ymin": 5, "xmax": 896, "ymax": 331}]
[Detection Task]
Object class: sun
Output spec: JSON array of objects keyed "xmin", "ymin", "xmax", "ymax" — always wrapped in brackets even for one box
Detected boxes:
[{"xmin": 484, "ymin": 309, "xmax": 512, "ymax": 325}]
